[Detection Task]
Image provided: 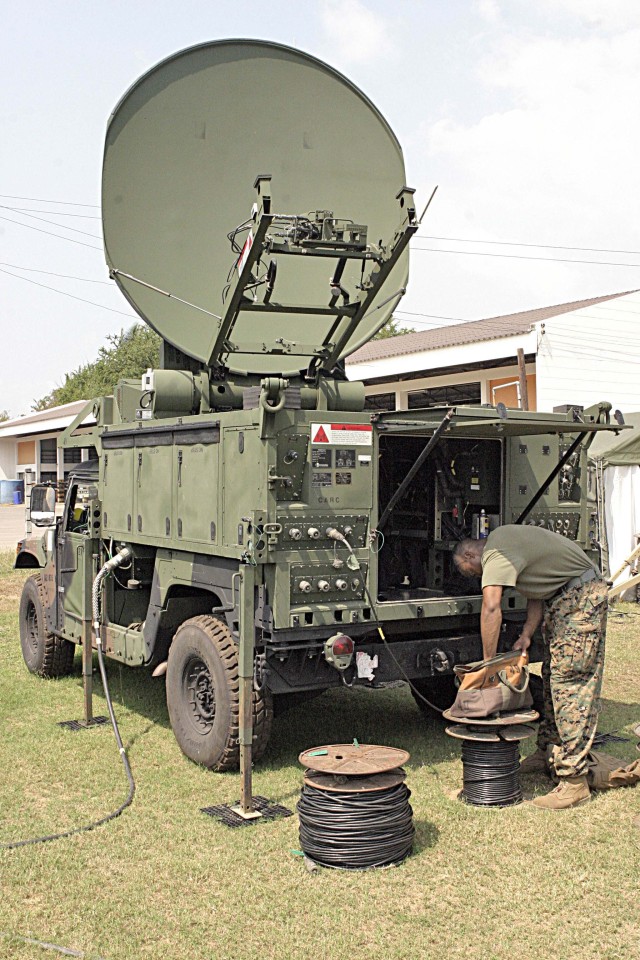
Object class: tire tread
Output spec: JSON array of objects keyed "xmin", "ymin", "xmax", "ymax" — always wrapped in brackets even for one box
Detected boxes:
[{"xmin": 169, "ymin": 615, "xmax": 272, "ymax": 772}]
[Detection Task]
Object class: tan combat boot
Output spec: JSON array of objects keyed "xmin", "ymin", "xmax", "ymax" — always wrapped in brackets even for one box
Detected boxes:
[{"xmin": 531, "ymin": 775, "xmax": 590, "ymax": 810}]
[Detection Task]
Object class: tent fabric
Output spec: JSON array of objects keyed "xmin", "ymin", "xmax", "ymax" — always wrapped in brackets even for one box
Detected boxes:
[
  {"xmin": 603, "ymin": 465, "xmax": 640, "ymax": 594},
  {"xmin": 589, "ymin": 412, "xmax": 640, "ymax": 468},
  {"xmin": 589, "ymin": 413, "xmax": 640, "ymax": 593}
]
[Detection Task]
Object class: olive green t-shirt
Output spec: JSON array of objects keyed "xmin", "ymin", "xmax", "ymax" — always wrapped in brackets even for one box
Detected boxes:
[{"xmin": 481, "ymin": 525, "xmax": 596, "ymax": 600}]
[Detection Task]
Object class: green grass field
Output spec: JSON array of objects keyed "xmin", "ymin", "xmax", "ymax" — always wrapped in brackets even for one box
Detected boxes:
[{"xmin": 1, "ymin": 552, "xmax": 639, "ymax": 960}]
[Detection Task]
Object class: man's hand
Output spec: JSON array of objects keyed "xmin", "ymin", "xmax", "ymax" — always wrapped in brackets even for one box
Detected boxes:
[{"xmin": 512, "ymin": 634, "xmax": 531, "ymax": 653}]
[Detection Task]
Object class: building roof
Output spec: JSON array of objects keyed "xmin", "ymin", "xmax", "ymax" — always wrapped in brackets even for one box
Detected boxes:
[
  {"xmin": 347, "ymin": 290, "xmax": 637, "ymax": 365},
  {"xmin": 0, "ymin": 400, "xmax": 92, "ymax": 439}
]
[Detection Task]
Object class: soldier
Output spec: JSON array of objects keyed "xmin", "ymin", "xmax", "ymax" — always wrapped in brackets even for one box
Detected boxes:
[{"xmin": 452, "ymin": 525, "xmax": 609, "ymax": 810}]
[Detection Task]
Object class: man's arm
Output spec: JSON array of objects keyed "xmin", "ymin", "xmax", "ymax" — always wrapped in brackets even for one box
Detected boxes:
[
  {"xmin": 512, "ymin": 598, "xmax": 543, "ymax": 653},
  {"xmin": 480, "ymin": 585, "xmax": 503, "ymax": 659}
]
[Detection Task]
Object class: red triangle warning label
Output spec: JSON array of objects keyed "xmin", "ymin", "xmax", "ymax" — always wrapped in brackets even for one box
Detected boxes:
[{"xmin": 313, "ymin": 425, "xmax": 329, "ymax": 443}]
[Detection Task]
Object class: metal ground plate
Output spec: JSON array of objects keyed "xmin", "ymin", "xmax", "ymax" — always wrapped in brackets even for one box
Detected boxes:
[
  {"xmin": 442, "ymin": 708, "xmax": 539, "ymax": 727},
  {"xmin": 58, "ymin": 716, "xmax": 109, "ymax": 731},
  {"xmin": 303, "ymin": 768, "xmax": 406, "ymax": 793},
  {"xmin": 201, "ymin": 796, "xmax": 293, "ymax": 829},
  {"xmin": 299, "ymin": 743, "xmax": 410, "ymax": 775}
]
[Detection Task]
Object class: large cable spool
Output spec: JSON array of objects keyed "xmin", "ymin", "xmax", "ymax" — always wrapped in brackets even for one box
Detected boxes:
[{"xmin": 297, "ymin": 743, "xmax": 414, "ymax": 869}]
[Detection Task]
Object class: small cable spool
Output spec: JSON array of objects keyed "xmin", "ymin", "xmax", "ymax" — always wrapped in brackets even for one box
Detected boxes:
[
  {"xmin": 297, "ymin": 743, "xmax": 414, "ymax": 870},
  {"xmin": 461, "ymin": 739, "xmax": 522, "ymax": 806},
  {"xmin": 443, "ymin": 709, "xmax": 539, "ymax": 808}
]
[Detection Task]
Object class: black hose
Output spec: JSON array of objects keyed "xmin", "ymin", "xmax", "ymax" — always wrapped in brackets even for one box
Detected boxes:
[
  {"xmin": 1, "ymin": 553, "xmax": 135, "ymax": 850},
  {"xmin": 461, "ymin": 740, "xmax": 522, "ymax": 807},
  {"xmin": 361, "ymin": 578, "xmax": 446, "ymax": 714},
  {"xmin": 297, "ymin": 782, "xmax": 414, "ymax": 870},
  {"xmin": 326, "ymin": 528, "xmax": 447, "ymax": 715}
]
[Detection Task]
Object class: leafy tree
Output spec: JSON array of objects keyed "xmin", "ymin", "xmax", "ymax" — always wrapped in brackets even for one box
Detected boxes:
[
  {"xmin": 372, "ymin": 316, "xmax": 414, "ymax": 340},
  {"xmin": 0, "ymin": 410, "xmax": 9, "ymax": 422},
  {"xmin": 32, "ymin": 325, "xmax": 161, "ymax": 410}
]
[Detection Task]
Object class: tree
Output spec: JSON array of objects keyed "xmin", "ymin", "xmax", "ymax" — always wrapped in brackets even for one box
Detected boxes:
[
  {"xmin": 32, "ymin": 325, "xmax": 161, "ymax": 410},
  {"xmin": 371, "ymin": 316, "xmax": 414, "ymax": 340},
  {"xmin": 0, "ymin": 410, "xmax": 9, "ymax": 422}
]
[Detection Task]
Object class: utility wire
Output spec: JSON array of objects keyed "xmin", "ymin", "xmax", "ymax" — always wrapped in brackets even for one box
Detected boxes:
[
  {"xmin": 416, "ymin": 234, "xmax": 640, "ymax": 257},
  {"xmin": 3, "ymin": 192, "xmax": 639, "ymax": 254},
  {"xmin": 411, "ymin": 244, "xmax": 640, "ymax": 268},
  {"xmin": 0, "ymin": 205, "xmax": 102, "ymax": 239},
  {"xmin": 0, "ymin": 193, "xmax": 99, "ymax": 207},
  {"xmin": 0, "ymin": 215, "xmax": 102, "ymax": 250},
  {"xmin": 0, "ymin": 268, "xmax": 137, "ymax": 318},
  {"xmin": 2, "ymin": 193, "xmax": 638, "ymax": 255},
  {"xmin": 4, "ymin": 205, "xmax": 101, "ymax": 219},
  {"xmin": 394, "ymin": 309, "xmax": 466, "ymax": 322},
  {"xmin": 0, "ymin": 262, "xmax": 111, "ymax": 284}
]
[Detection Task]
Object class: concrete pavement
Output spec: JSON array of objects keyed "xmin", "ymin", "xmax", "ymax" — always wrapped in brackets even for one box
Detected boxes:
[{"xmin": 0, "ymin": 504, "xmax": 27, "ymax": 552}]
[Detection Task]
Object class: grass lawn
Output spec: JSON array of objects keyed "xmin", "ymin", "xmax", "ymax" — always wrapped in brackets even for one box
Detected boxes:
[{"xmin": 1, "ymin": 551, "xmax": 639, "ymax": 960}]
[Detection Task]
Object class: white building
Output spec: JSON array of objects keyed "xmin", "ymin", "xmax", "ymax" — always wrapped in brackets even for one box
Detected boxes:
[
  {"xmin": 0, "ymin": 401, "xmax": 95, "ymax": 489},
  {"xmin": 346, "ymin": 289, "xmax": 640, "ymax": 415}
]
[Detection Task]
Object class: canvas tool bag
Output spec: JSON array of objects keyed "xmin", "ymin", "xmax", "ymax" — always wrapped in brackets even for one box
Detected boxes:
[
  {"xmin": 586, "ymin": 750, "xmax": 640, "ymax": 790},
  {"xmin": 449, "ymin": 651, "xmax": 533, "ymax": 719}
]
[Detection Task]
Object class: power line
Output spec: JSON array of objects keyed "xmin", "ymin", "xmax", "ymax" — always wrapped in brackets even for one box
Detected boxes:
[
  {"xmin": 0, "ymin": 267, "xmax": 137, "ymax": 318},
  {"xmin": 394, "ymin": 308, "xmax": 466, "ymax": 322},
  {"xmin": 0, "ymin": 193, "xmax": 99, "ymax": 208},
  {"xmin": 2, "ymin": 193, "xmax": 638, "ymax": 256},
  {"xmin": 0, "ymin": 215, "xmax": 102, "ymax": 250},
  {"xmin": 411, "ymin": 244, "xmax": 640, "ymax": 268},
  {"xmin": 0, "ymin": 262, "xmax": 111, "ymax": 284},
  {"xmin": 416, "ymin": 234, "xmax": 640, "ymax": 257},
  {"xmin": 0, "ymin": 205, "xmax": 102, "ymax": 239},
  {"xmin": 4, "ymin": 205, "xmax": 101, "ymax": 220}
]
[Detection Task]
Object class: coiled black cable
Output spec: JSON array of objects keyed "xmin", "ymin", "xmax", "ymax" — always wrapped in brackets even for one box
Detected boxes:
[
  {"xmin": 1, "ymin": 639, "xmax": 135, "ymax": 850},
  {"xmin": 297, "ymin": 782, "xmax": 414, "ymax": 869},
  {"xmin": 461, "ymin": 740, "xmax": 521, "ymax": 807},
  {"xmin": 2, "ymin": 551, "xmax": 135, "ymax": 849}
]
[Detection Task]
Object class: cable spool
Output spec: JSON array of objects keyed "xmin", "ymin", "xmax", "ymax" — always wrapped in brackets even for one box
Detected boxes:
[
  {"xmin": 461, "ymin": 739, "xmax": 521, "ymax": 806},
  {"xmin": 443, "ymin": 709, "xmax": 539, "ymax": 809},
  {"xmin": 297, "ymin": 744, "xmax": 414, "ymax": 870}
]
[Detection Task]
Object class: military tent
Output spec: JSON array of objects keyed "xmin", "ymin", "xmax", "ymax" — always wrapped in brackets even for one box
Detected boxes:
[{"xmin": 589, "ymin": 413, "xmax": 640, "ymax": 598}]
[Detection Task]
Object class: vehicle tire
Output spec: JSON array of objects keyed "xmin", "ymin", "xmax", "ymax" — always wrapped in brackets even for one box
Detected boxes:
[
  {"xmin": 166, "ymin": 615, "xmax": 273, "ymax": 771},
  {"xmin": 411, "ymin": 675, "xmax": 458, "ymax": 717},
  {"xmin": 19, "ymin": 574, "xmax": 75, "ymax": 678}
]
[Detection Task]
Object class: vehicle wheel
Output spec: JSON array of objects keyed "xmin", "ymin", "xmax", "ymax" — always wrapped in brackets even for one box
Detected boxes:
[
  {"xmin": 411, "ymin": 675, "xmax": 458, "ymax": 717},
  {"xmin": 166, "ymin": 615, "xmax": 273, "ymax": 771},
  {"xmin": 19, "ymin": 574, "xmax": 75, "ymax": 678}
]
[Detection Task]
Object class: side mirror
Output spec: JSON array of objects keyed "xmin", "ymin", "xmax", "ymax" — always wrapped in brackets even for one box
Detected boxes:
[{"xmin": 30, "ymin": 485, "xmax": 56, "ymax": 526}]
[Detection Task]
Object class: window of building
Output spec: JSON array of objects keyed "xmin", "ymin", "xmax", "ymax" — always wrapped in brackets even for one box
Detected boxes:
[
  {"xmin": 64, "ymin": 447, "xmax": 82, "ymax": 464},
  {"xmin": 40, "ymin": 438, "xmax": 57, "ymax": 464},
  {"xmin": 17, "ymin": 440, "xmax": 36, "ymax": 465},
  {"xmin": 408, "ymin": 382, "xmax": 481, "ymax": 409},
  {"xmin": 364, "ymin": 392, "xmax": 395, "ymax": 411}
]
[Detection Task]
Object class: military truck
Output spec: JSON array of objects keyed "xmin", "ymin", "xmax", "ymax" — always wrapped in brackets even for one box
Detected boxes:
[{"xmin": 16, "ymin": 41, "xmax": 623, "ymax": 800}]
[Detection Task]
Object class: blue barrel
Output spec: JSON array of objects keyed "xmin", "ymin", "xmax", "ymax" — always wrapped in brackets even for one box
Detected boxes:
[{"xmin": 0, "ymin": 479, "xmax": 25, "ymax": 504}]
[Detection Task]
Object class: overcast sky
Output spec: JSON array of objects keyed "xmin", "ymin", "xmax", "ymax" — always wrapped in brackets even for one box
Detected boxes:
[{"xmin": 2, "ymin": 0, "xmax": 640, "ymax": 417}]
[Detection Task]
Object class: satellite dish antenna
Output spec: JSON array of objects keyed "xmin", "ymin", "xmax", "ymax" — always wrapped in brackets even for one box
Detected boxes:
[{"xmin": 102, "ymin": 40, "xmax": 412, "ymax": 378}]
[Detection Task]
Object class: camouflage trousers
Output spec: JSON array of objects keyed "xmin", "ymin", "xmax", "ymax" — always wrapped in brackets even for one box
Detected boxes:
[{"xmin": 537, "ymin": 578, "xmax": 608, "ymax": 778}]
